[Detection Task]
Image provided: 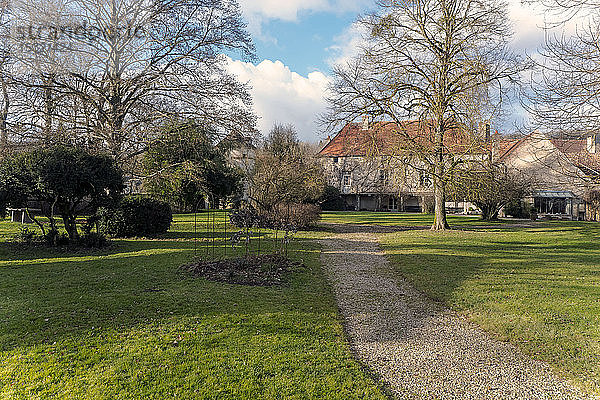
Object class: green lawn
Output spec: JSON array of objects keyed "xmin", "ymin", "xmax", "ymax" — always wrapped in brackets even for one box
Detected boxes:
[
  {"xmin": 320, "ymin": 211, "xmax": 503, "ymax": 227},
  {"xmin": 0, "ymin": 214, "xmax": 388, "ymax": 399},
  {"xmin": 329, "ymin": 212, "xmax": 600, "ymax": 395}
]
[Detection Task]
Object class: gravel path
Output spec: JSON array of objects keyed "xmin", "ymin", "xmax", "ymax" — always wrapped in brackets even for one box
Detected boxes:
[{"xmin": 320, "ymin": 230, "xmax": 591, "ymax": 400}]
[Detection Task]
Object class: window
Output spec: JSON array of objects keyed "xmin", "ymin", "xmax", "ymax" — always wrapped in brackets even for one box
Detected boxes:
[
  {"xmin": 534, "ymin": 197, "xmax": 567, "ymax": 214},
  {"xmin": 419, "ymin": 172, "xmax": 432, "ymax": 188},
  {"xmin": 379, "ymin": 169, "xmax": 389, "ymax": 184},
  {"xmin": 333, "ymin": 157, "xmax": 339, "ymax": 164},
  {"xmin": 388, "ymin": 197, "xmax": 397, "ymax": 210},
  {"xmin": 342, "ymin": 173, "xmax": 351, "ymax": 187}
]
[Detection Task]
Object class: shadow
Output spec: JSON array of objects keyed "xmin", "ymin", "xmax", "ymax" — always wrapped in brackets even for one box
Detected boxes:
[
  {"xmin": 319, "ymin": 235, "xmax": 481, "ymax": 342},
  {"xmin": 318, "ymin": 222, "xmax": 429, "ymax": 234},
  {"xmin": 318, "ymin": 229, "xmax": 600, "ymax": 397}
]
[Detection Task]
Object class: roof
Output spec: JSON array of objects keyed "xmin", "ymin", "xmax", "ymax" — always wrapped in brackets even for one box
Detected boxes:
[
  {"xmin": 496, "ymin": 139, "xmax": 518, "ymax": 156},
  {"xmin": 318, "ymin": 121, "xmax": 488, "ymax": 157},
  {"xmin": 498, "ymin": 132, "xmax": 600, "ymax": 176},
  {"xmin": 550, "ymin": 139, "xmax": 586, "ymax": 154},
  {"xmin": 533, "ymin": 190, "xmax": 576, "ymax": 198},
  {"xmin": 569, "ymin": 153, "xmax": 600, "ymax": 175}
]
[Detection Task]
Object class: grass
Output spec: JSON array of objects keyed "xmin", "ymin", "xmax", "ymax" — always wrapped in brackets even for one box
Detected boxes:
[
  {"xmin": 320, "ymin": 210, "xmax": 504, "ymax": 227},
  {"xmin": 0, "ymin": 213, "xmax": 388, "ymax": 399},
  {"xmin": 326, "ymin": 212, "xmax": 600, "ymax": 395}
]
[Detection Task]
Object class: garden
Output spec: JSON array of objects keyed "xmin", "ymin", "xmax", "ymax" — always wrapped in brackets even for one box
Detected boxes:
[
  {"xmin": 2, "ymin": 209, "xmax": 600, "ymax": 397},
  {"xmin": 0, "ymin": 213, "xmax": 388, "ymax": 399}
]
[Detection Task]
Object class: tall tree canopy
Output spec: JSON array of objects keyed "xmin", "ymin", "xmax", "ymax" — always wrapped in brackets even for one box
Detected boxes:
[
  {"xmin": 524, "ymin": 1, "xmax": 600, "ymax": 137},
  {"xmin": 5, "ymin": 0, "xmax": 257, "ymax": 166},
  {"xmin": 325, "ymin": 0, "xmax": 525, "ymax": 230}
]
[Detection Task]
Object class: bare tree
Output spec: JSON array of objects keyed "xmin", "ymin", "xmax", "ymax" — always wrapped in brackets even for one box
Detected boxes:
[
  {"xmin": 249, "ymin": 124, "xmax": 325, "ymax": 212},
  {"xmin": 524, "ymin": 15, "xmax": 600, "ymax": 138},
  {"xmin": 0, "ymin": 0, "xmax": 11, "ymax": 151},
  {"xmin": 449, "ymin": 161, "xmax": 532, "ymax": 220},
  {"xmin": 324, "ymin": 0, "xmax": 525, "ymax": 230},
  {"xmin": 7, "ymin": 0, "xmax": 257, "ymax": 165}
]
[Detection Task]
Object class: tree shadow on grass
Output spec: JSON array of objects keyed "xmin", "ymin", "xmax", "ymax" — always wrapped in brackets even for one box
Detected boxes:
[
  {"xmin": 323, "ymin": 230, "xmax": 600, "ymax": 345},
  {"xmin": 380, "ymin": 230, "xmax": 600, "ymax": 305}
]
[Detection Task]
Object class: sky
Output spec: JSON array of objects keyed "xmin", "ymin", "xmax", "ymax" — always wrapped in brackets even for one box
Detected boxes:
[{"xmin": 228, "ymin": 0, "xmax": 569, "ymax": 142}]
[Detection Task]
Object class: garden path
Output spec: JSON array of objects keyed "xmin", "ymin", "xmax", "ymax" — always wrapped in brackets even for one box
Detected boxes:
[{"xmin": 320, "ymin": 227, "xmax": 591, "ymax": 400}]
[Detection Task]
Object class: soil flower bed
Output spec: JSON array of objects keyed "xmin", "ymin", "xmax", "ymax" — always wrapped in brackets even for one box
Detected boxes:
[{"xmin": 180, "ymin": 254, "xmax": 305, "ymax": 286}]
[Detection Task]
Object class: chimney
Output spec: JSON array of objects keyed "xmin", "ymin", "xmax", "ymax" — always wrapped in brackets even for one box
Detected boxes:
[
  {"xmin": 587, "ymin": 134, "xmax": 599, "ymax": 154},
  {"xmin": 479, "ymin": 122, "xmax": 491, "ymax": 141},
  {"xmin": 361, "ymin": 115, "xmax": 370, "ymax": 131}
]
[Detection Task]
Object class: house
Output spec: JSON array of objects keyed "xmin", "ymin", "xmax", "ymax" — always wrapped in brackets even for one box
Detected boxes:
[
  {"xmin": 498, "ymin": 132, "xmax": 600, "ymax": 220},
  {"xmin": 318, "ymin": 120, "xmax": 600, "ymax": 218},
  {"xmin": 317, "ymin": 120, "xmax": 488, "ymax": 212},
  {"xmin": 226, "ymin": 135, "xmax": 256, "ymax": 204}
]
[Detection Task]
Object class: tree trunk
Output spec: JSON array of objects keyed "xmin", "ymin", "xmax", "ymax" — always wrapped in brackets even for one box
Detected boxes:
[
  {"xmin": 479, "ymin": 202, "xmax": 501, "ymax": 221},
  {"xmin": 0, "ymin": 75, "xmax": 9, "ymax": 151},
  {"xmin": 431, "ymin": 119, "xmax": 449, "ymax": 231},
  {"xmin": 62, "ymin": 214, "xmax": 79, "ymax": 242},
  {"xmin": 432, "ymin": 181, "xmax": 449, "ymax": 230}
]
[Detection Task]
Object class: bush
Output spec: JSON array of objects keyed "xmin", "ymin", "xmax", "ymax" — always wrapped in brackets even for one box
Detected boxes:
[
  {"xmin": 44, "ymin": 229, "xmax": 70, "ymax": 246},
  {"xmin": 12, "ymin": 226, "xmax": 40, "ymax": 244},
  {"xmin": 504, "ymin": 200, "xmax": 534, "ymax": 219},
  {"xmin": 98, "ymin": 197, "xmax": 173, "ymax": 237},
  {"xmin": 319, "ymin": 186, "xmax": 346, "ymax": 211},
  {"xmin": 80, "ymin": 232, "xmax": 109, "ymax": 248},
  {"xmin": 0, "ymin": 146, "xmax": 123, "ymax": 241},
  {"xmin": 230, "ymin": 203, "xmax": 322, "ymax": 231},
  {"xmin": 270, "ymin": 203, "xmax": 321, "ymax": 229}
]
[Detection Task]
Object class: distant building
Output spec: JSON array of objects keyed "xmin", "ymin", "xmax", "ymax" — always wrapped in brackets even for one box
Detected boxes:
[
  {"xmin": 499, "ymin": 132, "xmax": 600, "ymax": 220},
  {"xmin": 317, "ymin": 120, "xmax": 487, "ymax": 212},
  {"xmin": 318, "ymin": 121, "xmax": 600, "ymax": 219}
]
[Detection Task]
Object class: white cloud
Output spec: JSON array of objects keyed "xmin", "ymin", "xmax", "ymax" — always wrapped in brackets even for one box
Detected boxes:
[
  {"xmin": 239, "ymin": 0, "xmax": 370, "ymax": 21},
  {"xmin": 230, "ymin": 1, "xmax": 596, "ymax": 141},
  {"xmin": 238, "ymin": 0, "xmax": 373, "ymax": 38},
  {"xmin": 326, "ymin": 21, "xmax": 367, "ymax": 67},
  {"xmin": 227, "ymin": 57, "xmax": 331, "ymax": 142},
  {"xmin": 507, "ymin": 0, "xmax": 584, "ymax": 53}
]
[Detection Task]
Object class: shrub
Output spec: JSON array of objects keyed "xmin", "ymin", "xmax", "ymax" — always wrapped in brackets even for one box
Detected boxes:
[
  {"xmin": 504, "ymin": 200, "xmax": 534, "ymax": 219},
  {"xmin": 231, "ymin": 203, "xmax": 321, "ymax": 231},
  {"xmin": 98, "ymin": 197, "xmax": 173, "ymax": 237},
  {"xmin": 0, "ymin": 146, "xmax": 123, "ymax": 241},
  {"xmin": 270, "ymin": 203, "xmax": 321, "ymax": 229},
  {"xmin": 12, "ymin": 226, "xmax": 40, "ymax": 244},
  {"xmin": 80, "ymin": 232, "xmax": 109, "ymax": 248},
  {"xmin": 319, "ymin": 186, "xmax": 345, "ymax": 211},
  {"xmin": 44, "ymin": 229, "xmax": 70, "ymax": 246}
]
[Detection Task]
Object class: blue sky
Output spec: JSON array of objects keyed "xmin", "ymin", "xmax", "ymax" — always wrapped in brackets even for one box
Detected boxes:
[
  {"xmin": 252, "ymin": 12, "xmax": 359, "ymax": 75},
  {"xmin": 228, "ymin": 0, "xmax": 374, "ymax": 142},
  {"xmin": 229, "ymin": 0, "xmax": 577, "ymax": 142}
]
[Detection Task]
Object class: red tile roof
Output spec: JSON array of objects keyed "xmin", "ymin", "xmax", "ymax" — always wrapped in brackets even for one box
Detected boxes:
[
  {"xmin": 546, "ymin": 138, "xmax": 600, "ymax": 173},
  {"xmin": 550, "ymin": 139, "xmax": 586, "ymax": 154},
  {"xmin": 571, "ymin": 154, "xmax": 600, "ymax": 174},
  {"xmin": 498, "ymin": 133, "xmax": 600, "ymax": 175},
  {"xmin": 318, "ymin": 121, "xmax": 488, "ymax": 157},
  {"xmin": 495, "ymin": 138, "xmax": 520, "ymax": 158}
]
